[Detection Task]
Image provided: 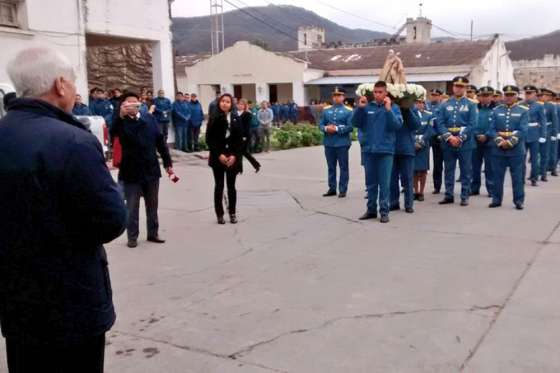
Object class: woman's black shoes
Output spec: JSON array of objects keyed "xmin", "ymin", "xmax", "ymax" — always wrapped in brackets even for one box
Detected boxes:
[
  {"xmin": 217, "ymin": 216, "xmax": 226, "ymax": 225},
  {"xmin": 230, "ymin": 214, "xmax": 238, "ymax": 224}
]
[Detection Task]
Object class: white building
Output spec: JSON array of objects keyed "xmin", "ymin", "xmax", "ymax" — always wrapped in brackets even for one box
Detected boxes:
[
  {"xmin": 176, "ymin": 17, "xmax": 515, "ymax": 109},
  {"xmin": 0, "ymin": 0, "xmax": 175, "ymax": 101}
]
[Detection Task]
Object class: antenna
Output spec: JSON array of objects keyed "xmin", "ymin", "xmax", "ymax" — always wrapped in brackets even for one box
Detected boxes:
[
  {"xmin": 419, "ymin": 2, "xmax": 423, "ymax": 17},
  {"xmin": 210, "ymin": 0, "xmax": 225, "ymax": 55}
]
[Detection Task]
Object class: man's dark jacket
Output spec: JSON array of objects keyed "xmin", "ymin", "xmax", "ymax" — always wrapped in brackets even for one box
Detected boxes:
[
  {"xmin": 110, "ymin": 112, "xmax": 172, "ymax": 184},
  {"xmin": 0, "ymin": 99, "xmax": 127, "ymax": 345}
]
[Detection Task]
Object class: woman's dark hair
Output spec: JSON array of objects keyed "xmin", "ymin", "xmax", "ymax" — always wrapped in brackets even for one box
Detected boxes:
[{"xmin": 217, "ymin": 93, "xmax": 234, "ymax": 114}]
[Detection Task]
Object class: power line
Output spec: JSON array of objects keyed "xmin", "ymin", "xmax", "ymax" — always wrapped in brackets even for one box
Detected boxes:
[
  {"xmin": 233, "ymin": 0, "xmax": 298, "ymax": 33},
  {"xmin": 260, "ymin": 0, "xmax": 328, "ymax": 28},
  {"xmin": 315, "ymin": 0, "xmax": 396, "ymax": 31},
  {"xmin": 223, "ymin": 0, "xmax": 301, "ymax": 43}
]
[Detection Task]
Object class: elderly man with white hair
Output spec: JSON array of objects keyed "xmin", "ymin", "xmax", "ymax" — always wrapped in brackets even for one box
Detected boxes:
[{"xmin": 0, "ymin": 48, "xmax": 127, "ymax": 372}]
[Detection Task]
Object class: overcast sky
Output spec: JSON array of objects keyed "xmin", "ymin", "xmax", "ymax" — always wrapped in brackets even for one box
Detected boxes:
[{"xmin": 172, "ymin": 0, "xmax": 558, "ymax": 40}]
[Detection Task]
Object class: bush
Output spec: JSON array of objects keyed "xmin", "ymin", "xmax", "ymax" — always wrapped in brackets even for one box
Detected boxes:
[{"xmin": 271, "ymin": 122, "xmax": 324, "ymax": 150}]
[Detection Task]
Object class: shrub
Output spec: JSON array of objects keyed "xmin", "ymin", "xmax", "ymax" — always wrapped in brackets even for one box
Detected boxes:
[{"xmin": 271, "ymin": 122, "xmax": 324, "ymax": 150}]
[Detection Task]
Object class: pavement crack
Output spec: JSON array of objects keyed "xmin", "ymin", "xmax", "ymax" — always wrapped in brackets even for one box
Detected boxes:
[
  {"xmin": 229, "ymin": 306, "xmax": 496, "ymax": 359},
  {"xmin": 286, "ymin": 190, "xmax": 362, "ymax": 225},
  {"xmin": 459, "ymin": 219, "xmax": 560, "ymax": 372},
  {"xmin": 112, "ymin": 330, "xmax": 285, "ymax": 372}
]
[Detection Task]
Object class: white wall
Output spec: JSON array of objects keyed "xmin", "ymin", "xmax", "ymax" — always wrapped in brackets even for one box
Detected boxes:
[
  {"xmin": 184, "ymin": 41, "xmax": 309, "ymax": 105},
  {"xmin": 0, "ymin": 0, "xmax": 88, "ymax": 99},
  {"xmin": 0, "ymin": 0, "xmax": 174, "ymax": 104},
  {"xmin": 471, "ymin": 37, "xmax": 516, "ymax": 90},
  {"xmin": 86, "ymin": 0, "xmax": 175, "ymax": 99}
]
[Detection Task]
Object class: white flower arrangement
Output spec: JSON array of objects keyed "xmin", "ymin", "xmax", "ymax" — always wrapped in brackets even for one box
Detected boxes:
[
  {"xmin": 356, "ymin": 82, "xmax": 427, "ymax": 105},
  {"xmin": 355, "ymin": 83, "xmax": 375, "ymax": 97}
]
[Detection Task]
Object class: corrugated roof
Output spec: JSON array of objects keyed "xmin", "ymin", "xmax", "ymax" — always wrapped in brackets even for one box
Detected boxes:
[
  {"xmin": 287, "ymin": 40, "xmax": 495, "ymax": 71},
  {"xmin": 506, "ymin": 30, "xmax": 560, "ymax": 61},
  {"xmin": 306, "ymin": 72, "xmax": 469, "ymax": 85}
]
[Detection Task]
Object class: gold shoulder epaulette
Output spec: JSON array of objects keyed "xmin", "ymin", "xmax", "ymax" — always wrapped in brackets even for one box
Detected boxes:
[
  {"xmin": 324, "ymin": 105, "xmax": 332, "ymax": 110},
  {"xmin": 425, "ymin": 110, "xmax": 432, "ymax": 115},
  {"xmin": 518, "ymin": 104, "xmax": 529, "ymax": 110}
]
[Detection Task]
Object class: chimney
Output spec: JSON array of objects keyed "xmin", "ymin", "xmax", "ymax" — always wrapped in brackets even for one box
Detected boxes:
[{"xmin": 405, "ymin": 17, "xmax": 432, "ymax": 44}]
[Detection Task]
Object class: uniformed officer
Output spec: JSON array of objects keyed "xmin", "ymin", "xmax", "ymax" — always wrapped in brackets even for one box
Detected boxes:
[
  {"xmin": 493, "ymin": 90, "xmax": 504, "ymax": 106},
  {"xmin": 540, "ymin": 88, "xmax": 560, "ymax": 176},
  {"xmin": 437, "ymin": 76, "xmax": 478, "ymax": 206},
  {"xmin": 90, "ymin": 88, "xmax": 114, "ymax": 128},
  {"xmin": 556, "ymin": 93, "xmax": 560, "ymax": 169},
  {"xmin": 471, "ymin": 86, "xmax": 495, "ymax": 197},
  {"xmin": 389, "ymin": 99, "xmax": 421, "ymax": 213},
  {"xmin": 413, "ymin": 99, "xmax": 435, "ymax": 201},
  {"xmin": 467, "ymin": 85, "xmax": 479, "ymax": 102},
  {"xmin": 521, "ymin": 85, "xmax": 546, "ymax": 186},
  {"xmin": 487, "ymin": 85, "xmax": 528, "ymax": 210},
  {"xmin": 354, "ymin": 81, "xmax": 403, "ymax": 223},
  {"xmin": 427, "ymin": 88, "xmax": 445, "ymax": 194},
  {"xmin": 319, "ymin": 87, "xmax": 354, "ymax": 198}
]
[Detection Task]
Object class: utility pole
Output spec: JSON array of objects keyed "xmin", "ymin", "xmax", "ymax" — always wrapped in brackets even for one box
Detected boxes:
[
  {"xmin": 470, "ymin": 20, "xmax": 473, "ymax": 41},
  {"xmin": 419, "ymin": 2, "xmax": 423, "ymax": 17},
  {"xmin": 210, "ymin": 0, "xmax": 225, "ymax": 55}
]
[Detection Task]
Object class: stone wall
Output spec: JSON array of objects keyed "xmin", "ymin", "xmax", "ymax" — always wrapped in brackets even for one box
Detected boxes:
[
  {"xmin": 513, "ymin": 55, "xmax": 560, "ymax": 92},
  {"xmin": 87, "ymin": 44, "xmax": 153, "ymax": 92}
]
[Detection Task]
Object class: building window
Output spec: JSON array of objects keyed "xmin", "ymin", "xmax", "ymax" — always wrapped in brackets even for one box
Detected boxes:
[
  {"xmin": 0, "ymin": 0, "xmax": 19, "ymax": 28},
  {"xmin": 303, "ymin": 33, "xmax": 307, "ymax": 46}
]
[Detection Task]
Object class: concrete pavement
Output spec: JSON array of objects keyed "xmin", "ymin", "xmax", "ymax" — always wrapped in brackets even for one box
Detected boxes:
[{"xmin": 1, "ymin": 144, "xmax": 560, "ymax": 372}]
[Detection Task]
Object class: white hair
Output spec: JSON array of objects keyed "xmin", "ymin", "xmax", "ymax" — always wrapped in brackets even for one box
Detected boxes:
[{"xmin": 7, "ymin": 47, "xmax": 76, "ymax": 98}]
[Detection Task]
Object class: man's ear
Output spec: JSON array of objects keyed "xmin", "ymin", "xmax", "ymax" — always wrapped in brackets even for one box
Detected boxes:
[{"xmin": 54, "ymin": 77, "xmax": 65, "ymax": 97}]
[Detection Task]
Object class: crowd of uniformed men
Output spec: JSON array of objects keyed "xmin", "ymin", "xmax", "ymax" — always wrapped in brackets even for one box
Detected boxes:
[{"xmin": 319, "ymin": 77, "xmax": 560, "ymax": 223}]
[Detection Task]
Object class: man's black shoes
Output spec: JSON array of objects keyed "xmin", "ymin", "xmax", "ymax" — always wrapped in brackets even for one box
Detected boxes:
[
  {"xmin": 359, "ymin": 212, "xmax": 377, "ymax": 220},
  {"xmin": 380, "ymin": 215, "xmax": 390, "ymax": 223},
  {"xmin": 460, "ymin": 199, "xmax": 469, "ymax": 206},
  {"xmin": 147, "ymin": 236, "xmax": 166, "ymax": 244},
  {"xmin": 515, "ymin": 203, "xmax": 524, "ymax": 210},
  {"xmin": 338, "ymin": 192, "xmax": 347, "ymax": 198},
  {"xmin": 488, "ymin": 202, "xmax": 501, "ymax": 208},
  {"xmin": 127, "ymin": 240, "xmax": 138, "ymax": 248},
  {"xmin": 439, "ymin": 198, "xmax": 454, "ymax": 205},
  {"xmin": 323, "ymin": 190, "xmax": 337, "ymax": 197}
]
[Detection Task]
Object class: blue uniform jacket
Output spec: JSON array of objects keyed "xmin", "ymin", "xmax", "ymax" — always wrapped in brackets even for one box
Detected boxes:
[
  {"xmin": 0, "ymin": 98, "xmax": 127, "ymax": 344},
  {"xmin": 437, "ymin": 96, "xmax": 478, "ymax": 151},
  {"xmin": 320, "ymin": 104, "xmax": 353, "ymax": 147},
  {"xmin": 520, "ymin": 100, "xmax": 546, "ymax": 143},
  {"xmin": 90, "ymin": 98, "xmax": 114, "ymax": 127},
  {"xmin": 153, "ymin": 97, "xmax": 172, "ymax": 124},
  {"xmin": 280, "ymin": 105, "xmax": 289, "ymax": 120},
  {"xmin": 188, "ymin": 100, "xmax": 204, "ymax": 127},
  {"xmin": 353, "ymin": 102, "xmax": 403, "ymax": 155},
  {"xmin": 394, "ymin": 107, "xmax": 421, "ymax": 156},
  {"xmin": 414, "ymin": 110, "xmax": 435, "ymax": 170},
  {"xmin": 544, "ymin": 102, "xmax": 559, "ymax": 140},
  {"xmin": 487, "ymin": 103, "xmax": 529, "ymax": 157},
  {"xmin": 72, "ymin": 103, "xmax": 90, "ymax": 116},
  {"xmin": 474, "ymin": 103, "xmax": 495, "ymax": 147},
  {"xmin": 172, "ymin": 101, "xmax": 191, "ymax": 127}
]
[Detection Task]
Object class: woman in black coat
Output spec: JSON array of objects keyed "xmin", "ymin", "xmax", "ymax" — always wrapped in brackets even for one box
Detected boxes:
[{"xmin": 206, "ymin": 93, "xmax": 245, "ymax": 224}]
